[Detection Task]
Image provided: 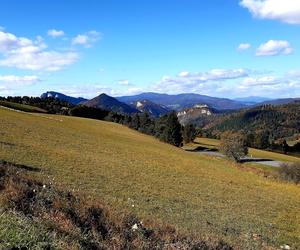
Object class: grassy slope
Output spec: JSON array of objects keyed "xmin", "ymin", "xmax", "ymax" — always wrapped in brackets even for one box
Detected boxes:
[
  {"xmin": 0, "ymin": 100, "xmax": 47, "ymax": 113},
  {"xmin": 196, "ymin": 138, "xmax": 300, "ymax": 163},
  {"xmin": 0, "ymin": 107, "xmax": 299, "ymax": 248}
]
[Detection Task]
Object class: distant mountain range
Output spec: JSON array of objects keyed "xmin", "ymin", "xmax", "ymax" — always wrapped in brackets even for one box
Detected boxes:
[
  {"xmin": 41, "ymin": 91, "xmax": 87, "ymax": 105},
  {"xmin": 117, "ymin": 92, "xmax": 246, "ymax": 110},
  {"xmin": 233, "ymin": 96, "xmax": 271, "ymax": 106},
  {"xmin": 130, "ymin": 99, "xmax": 170, "ymax": 117},
  {"xmin": 41, "ymin": 91, "xmax": 300, "ymax": 117},
  {"xmin": 255, "ymin": 98, "xmax": 300, "ymax": 106}
]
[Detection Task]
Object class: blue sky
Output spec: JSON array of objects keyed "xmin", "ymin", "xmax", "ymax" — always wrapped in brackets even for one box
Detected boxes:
[{"xmin": 0, "ymin": 0, "xmax": 300, "ymax": 98}]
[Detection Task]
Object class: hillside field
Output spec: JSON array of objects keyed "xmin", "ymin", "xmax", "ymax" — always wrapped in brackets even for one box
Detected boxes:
[
  {"xmin": 0, "ymin": 107, "xmax": 300, "ymax": 249},
  {"xmin": 0, "ymin": 101, "xmax": 48, "ymax": 113},
  {"xmin": 195, "ymin": 137, "xmax": 300, "ymax": 163}
]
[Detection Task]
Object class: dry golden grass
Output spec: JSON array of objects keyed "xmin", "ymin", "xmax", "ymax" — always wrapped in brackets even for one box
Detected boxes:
[{"xmin": 0, "ymin": 107, "xmax": 299, "ymax": 249}]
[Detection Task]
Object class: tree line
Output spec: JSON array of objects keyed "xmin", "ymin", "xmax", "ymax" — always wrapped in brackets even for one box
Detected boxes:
[{"xmin": 0, "ymin": 96, "xmax": 72, "ymax": 114}]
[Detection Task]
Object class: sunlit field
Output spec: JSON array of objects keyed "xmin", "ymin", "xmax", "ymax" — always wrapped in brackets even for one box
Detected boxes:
[{"xmin": 1, "ymin": 107, "xmax": 299, "ymax": 249}]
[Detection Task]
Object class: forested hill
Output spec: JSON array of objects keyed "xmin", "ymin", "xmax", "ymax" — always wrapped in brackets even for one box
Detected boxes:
[{"xmin": 204, "ymin": 102, "xmax": 300, "ymax": 141}]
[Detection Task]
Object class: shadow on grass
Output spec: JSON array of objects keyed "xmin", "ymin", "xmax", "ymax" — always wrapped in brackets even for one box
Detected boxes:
[
  {"xmin": 185, "ymin": 146, "xmax": 218, "ymax": 152},
  {"xmin": 0, "ymin": 141, "xmax": 15, "ymax": 146},
  {"xmin": 0, "ymin": 160, "xmax": 40, "ymax": 172},
  {"xmin": 239, "ymin": 158, "xmax": 274, "ymax": 163}
]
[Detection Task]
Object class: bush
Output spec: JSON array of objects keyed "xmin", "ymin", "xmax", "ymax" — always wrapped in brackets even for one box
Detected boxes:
[
  {"xmin": 279, "ymin": 162, "xmax": 300, "ymax": 184},
  {"xmin": 220, "ymin": 131, "xmax": 248, "ymax": 163}
]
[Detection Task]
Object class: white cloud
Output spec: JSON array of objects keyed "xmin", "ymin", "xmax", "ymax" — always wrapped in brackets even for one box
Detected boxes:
[
  {"xmin": 72, "ymin": 35, "xmax": 88, "ymax": 45},
  {"xmin": 256, "ymin": 40, "xmax": 293, "ymax": 56},
  {"xmin": 0, "ymin": 31, "xmax": 33, "ymax": 52},
  {"xmin": 149, "ymin": 68, "xmax": 300, "ymax": 98},
  {"xmin": 120, "ymin": 87, "xmax": 143, "ymax": 96},
  {"xmin": 72, "ymin": 30, "xmax": 101, "ymax": 47},
  {"xmin": 0, "ymin": 51, "xmax": 79, "ymax": 71},
  {"xmin": 47, "ymin": 29, "xmax": 65, "ymax": 37},
  {"xmin": 236, "ymin": 73, "xmax": 300, "ymax": 98},
  {"xmin": 178, "ymin": 71, "xmax": 190, "ymax": 77},
  {"xmin": 0, "ymin": 75, "xmax": 40, "ymax": 86},
  {"xmin": 238, "ymin": 43, "xmax": 251, "ymax": 51},
  {"xmin": 152, "ymin": 69, "xmax": 248, "ymax": 94},
  {"xmin": 239, "ymin": 76, "xmax": 281, "ymax": 88},
  {"xmin": 57, "ymin": 84, "xmax": 141, "ymax": 98},
  {"xmin": 287, "ymin": 70, "xmax": 300, "ymax": 78},
  {"xmin": 58, "ymin": 85, "xmax": 115, "ymax": 98},
  {"xmin": 240, "ymin": 0, "xmax": 300, "ymax": 24},
  {"xmin": 0, "ymin": 30, "xmax": 79, "ymax": 71},
  {"xmin": 0, "ymin": 75, "xmax": 41, "ymax": 95},
  {"xmin": 118, "ymin": 80, "xmax": 130, "ymax": 86}
]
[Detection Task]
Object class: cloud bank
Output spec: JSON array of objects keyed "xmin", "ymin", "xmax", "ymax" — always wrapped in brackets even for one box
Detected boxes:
[{"xmin": 0, "ymin": 30, "xmax": 79, "ymax": 71}]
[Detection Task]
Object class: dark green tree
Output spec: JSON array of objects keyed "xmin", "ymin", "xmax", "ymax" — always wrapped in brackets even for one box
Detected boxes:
[
  {"xmin": 157, "ymin": 112, "xmax": 183, "ymax": 147},
  {"xmin": 129, "ymin": 113, "xmax": 140, "ymax": 130},
  {"xmin": 254, "ymin": 130, "xmax": 270, "ymax": 149},
  {"xmin": 183, "ymin": 123, "xmax": 196, "ymax": 144},
  {"xmin": 282, "ymin": 139, "xmax": 290, "ymax": 154},
  {"xmin": 138, "ymin": 113, "xmax": 154, "ymax": 135},
  {"xmin": 245, "ymin": 132, "xmax": 255, "ymax": 147}
]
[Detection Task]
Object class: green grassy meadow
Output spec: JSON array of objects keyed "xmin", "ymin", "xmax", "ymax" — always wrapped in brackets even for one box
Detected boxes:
[{"xmin": 0, "ymin": 107, "xmax": 300, "ymax": 249}]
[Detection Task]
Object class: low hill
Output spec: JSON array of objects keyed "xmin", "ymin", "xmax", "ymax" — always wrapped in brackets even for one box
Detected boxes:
[
  {"xmin": 81, "ymin": 93, "xmax": 139, "ymax": 114},
  {"xmin": 256, "ymin": 98, "xmax": 300, "ymax": 106},
  {"xmin": 41, "ymin": 91, "xmax": 87, "ymax": 105},
  {"xmin": 130, "ymin": 99, "xmax": 170, "ymax": 117},
  {"xmin": 0, "ymin": 107, "xmax": 299, "ymax": 249},
  {"xmin": 0, "ymin": 100, "xmax": 47, "ymax": 113},
  {"xmin": 204, "ymin": 103, "xmax": 300, "ymax": 141},
  {"xmin": 117, "ymin": 92, "xmax": 246, "ymax": 111}
]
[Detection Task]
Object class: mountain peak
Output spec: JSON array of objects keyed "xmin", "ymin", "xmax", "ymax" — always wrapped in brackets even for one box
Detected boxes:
[
  {"xmin": 41, "ymin": 91, "xmax": 87, "ymax": 105},
  {"xmin": 81, "ymin": 93, "xmax": 139, "ymax": 114}
]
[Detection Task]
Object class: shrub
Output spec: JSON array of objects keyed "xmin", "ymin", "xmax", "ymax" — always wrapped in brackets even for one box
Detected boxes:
[
  {"xmin": 220, "ymin": 131, "xmax": 248, "ymax": 163},
  {"xmin": 279, "ymin": 162, "xmax": 300, "ymax": 184}
]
